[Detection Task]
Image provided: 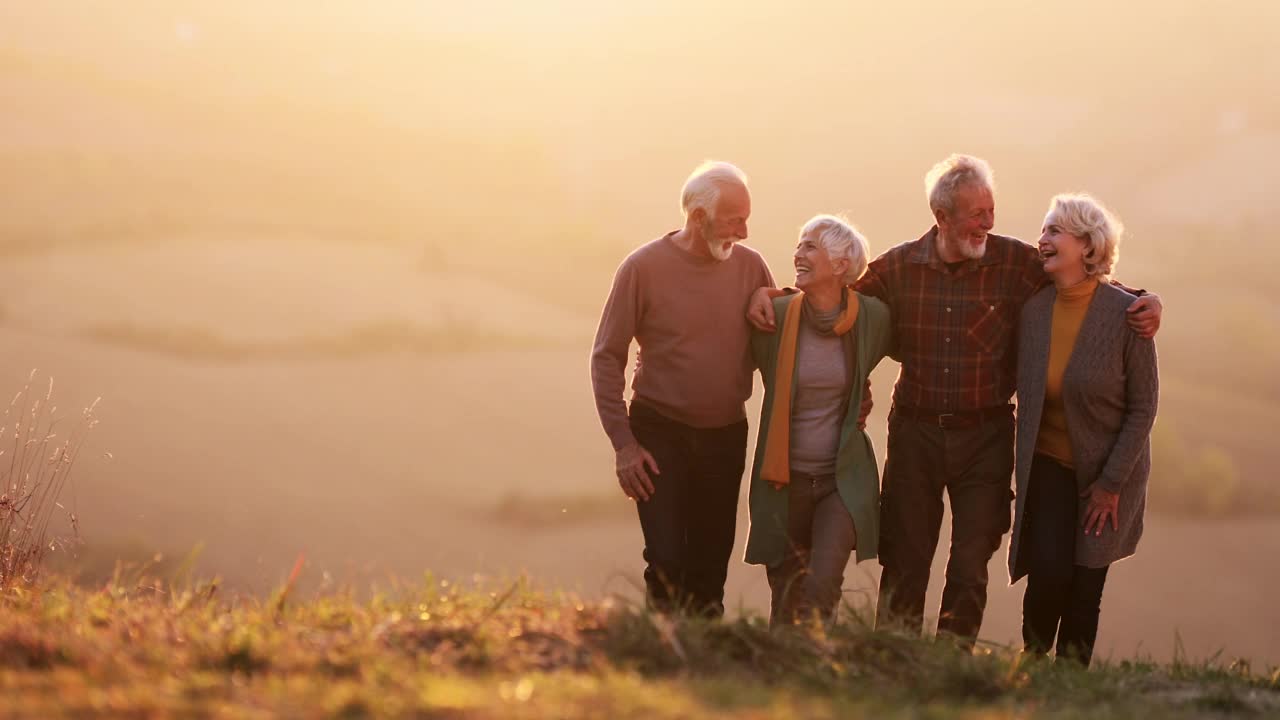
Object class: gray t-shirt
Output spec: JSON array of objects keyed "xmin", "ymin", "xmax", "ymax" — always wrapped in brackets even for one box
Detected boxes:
[{"xmin": 789, "ymin": 306, "xmax": 848, "ymax": 474}]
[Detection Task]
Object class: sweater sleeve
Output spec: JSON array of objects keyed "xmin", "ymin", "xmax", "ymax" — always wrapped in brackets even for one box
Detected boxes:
[
  {"xmin": 750, "ymin": 329, "xmax": 771, "ymax": 387},
  {"xmin": 590, "ymin": 258, "xmax": 641, "ymax": 452},
  {"xmin": 1097, "ymin": 335, "xmax": 1160, "ymax": 492},
  {"xmin": 753, "ymin": 297, "xmax": 790, "ymax": 388},
  {"xmin": 745, "ymin": 253, "xmax": 778, "ymax": 369}
]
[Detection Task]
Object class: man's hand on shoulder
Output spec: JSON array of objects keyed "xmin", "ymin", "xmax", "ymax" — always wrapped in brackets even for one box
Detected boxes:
[
  {"xmin": 1125, "ymin": 292, "xmax": 1162, "ymax": 339},
  {"xmin": 747, "ymin": 287, "xmax": 787, "ymax": 332}
]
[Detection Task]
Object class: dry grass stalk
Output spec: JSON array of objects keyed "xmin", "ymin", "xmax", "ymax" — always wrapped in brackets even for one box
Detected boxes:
[{"xmin": 0, "ymin": 370, "xmax": 98, "ymax": 587}]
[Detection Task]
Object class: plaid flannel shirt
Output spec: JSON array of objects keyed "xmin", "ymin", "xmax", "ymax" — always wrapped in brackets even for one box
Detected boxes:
[{"xmin": 854, "ymin": 227, "xmax": 1046, "ymax": 412}]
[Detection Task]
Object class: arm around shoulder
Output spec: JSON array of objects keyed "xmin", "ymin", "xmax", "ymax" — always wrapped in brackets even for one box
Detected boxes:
[{"xmin": 750, "ymin": 301, "xmax": 789, "ymax": 382}]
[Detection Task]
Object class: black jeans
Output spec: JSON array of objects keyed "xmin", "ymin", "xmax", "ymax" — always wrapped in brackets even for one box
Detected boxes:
[
  {"xmin": 1021, "ymin": 453, "xmax": 1110, "ymax": 666},
  {"xmin": 628, "ymin": 401, "xmax": 748, "ymax": 618},
  {"xmin": 876, "ymin": 408, "xmax": 1015, "ymax": 648}
]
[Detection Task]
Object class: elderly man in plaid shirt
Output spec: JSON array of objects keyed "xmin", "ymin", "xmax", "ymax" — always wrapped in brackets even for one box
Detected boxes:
[{"xmin": 749, "ymin": 154, "xmax": 1161, "ymax": 648}]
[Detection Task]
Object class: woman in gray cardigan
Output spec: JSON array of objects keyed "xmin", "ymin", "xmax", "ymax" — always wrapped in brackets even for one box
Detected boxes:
[{"xmin": 1009, "ymin": 194, "xmax": 1159, "ymax": 666}]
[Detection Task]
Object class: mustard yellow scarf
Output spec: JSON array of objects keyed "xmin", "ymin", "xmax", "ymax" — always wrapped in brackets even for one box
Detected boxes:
[{"xmin": 760, "ymin": 289, "xmax": 859, "ymax": 489}]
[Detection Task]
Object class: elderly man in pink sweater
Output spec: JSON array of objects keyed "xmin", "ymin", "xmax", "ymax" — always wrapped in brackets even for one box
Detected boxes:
[{"xmin": 590, "ymin": 161, "xmax": 774, "ymax": 617}]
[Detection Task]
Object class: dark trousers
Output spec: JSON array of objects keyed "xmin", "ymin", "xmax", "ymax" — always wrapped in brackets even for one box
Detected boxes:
[
  {"xmin": 876, "ymin": 408, "xmax": 1015, "ymax": 648},
  {"xmin": 1021, "ymin": 453, "xmax": 1110, "ymax": 666},
  {"xmin": 628, "ymin": 401, "xmax": 748, "ymax": 618}
]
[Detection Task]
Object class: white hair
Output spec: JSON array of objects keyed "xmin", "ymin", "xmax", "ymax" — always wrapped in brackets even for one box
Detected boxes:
[
  {"xmin": 925, "ymin": 154, "xmax": 995, "ymax": 215},
  {"xmin": 1045, "ymin": 193, "xmax": 1124, "ymax": 278},
  {"xmin": 680, "ymin": 161, "xmax": 748, "ymax": 219},
  {"xmin": 801, "ymin": 214, "xmax": 869, "ymax": 285}
]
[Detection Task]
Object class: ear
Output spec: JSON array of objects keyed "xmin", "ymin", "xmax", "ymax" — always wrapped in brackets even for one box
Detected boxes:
[
  {"xmin": 1078, "ymin": 232, "xmax": 1095, "ymax": 259},
  {"xmin": 832, "ymin": 256, "xmax": 851, "ymax": 278},
  {"xmin": 688, "ymin": 207, "xmax": 706, "ymax": 225},
  {"xmin": 933, "ymin": 207, "xmax": 948, "ymax": 227}
]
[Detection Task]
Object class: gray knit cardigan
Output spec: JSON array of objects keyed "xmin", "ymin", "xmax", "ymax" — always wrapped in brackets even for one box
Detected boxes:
[{"xmin": 1009, "ymin": 282, "xmax": 1160, "ymax": 582}]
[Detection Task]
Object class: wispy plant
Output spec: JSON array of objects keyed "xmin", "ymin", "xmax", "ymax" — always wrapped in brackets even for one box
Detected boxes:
[{"xmin": 0, "ymin": 370, "xmax": 98, "ymax": 587}]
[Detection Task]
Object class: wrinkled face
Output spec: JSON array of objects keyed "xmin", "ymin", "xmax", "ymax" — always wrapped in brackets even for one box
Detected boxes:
[
  {"xmin": 937, "ymin": 182, "xmax": 995, "ymax": 260},
  {"xmin": 698, "ymin": 182, "xmax": 751, "ymax": 261},
  {"xmin": 793, "ymin": 232, "xmax": 847, "ymax": 291},
  {"xmin": 1037, "ymin": 215, "xmax": 1089, "ymax": 276}
]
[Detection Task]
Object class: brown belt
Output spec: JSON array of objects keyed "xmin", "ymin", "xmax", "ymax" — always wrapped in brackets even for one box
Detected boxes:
[{"xmin": 892, "ymin": 404, "xmax": 1013, "ymax": 430}]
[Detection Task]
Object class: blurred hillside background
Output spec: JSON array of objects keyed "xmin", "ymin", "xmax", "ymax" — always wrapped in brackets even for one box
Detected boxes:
[{"xmin": 1, "ymin": 1, "xmax": 1277, "ymax": 664}]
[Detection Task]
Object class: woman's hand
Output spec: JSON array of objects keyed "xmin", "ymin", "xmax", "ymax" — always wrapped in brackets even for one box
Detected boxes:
[{"xmin": 1080, "ymin": 484, "xmax": 1120, "ymax": 536}]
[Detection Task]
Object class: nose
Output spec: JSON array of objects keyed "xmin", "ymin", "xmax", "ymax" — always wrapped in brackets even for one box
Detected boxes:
[
  {"xmin": 736, "ymin": 223, "xmax": 749, "ymax": 240},
  {"xmin": 980, "ymin": 211, "xmax": 995, "ymax": 231},
  {"xmin": 793, "ymin": 245, "xmax": 803, "ymax": 260}
]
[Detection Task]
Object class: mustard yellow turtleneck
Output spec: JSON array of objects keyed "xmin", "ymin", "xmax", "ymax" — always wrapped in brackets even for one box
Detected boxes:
[{"xmin": 1035, "ymin": 277, "xmax": 1101, "ymax": 467}]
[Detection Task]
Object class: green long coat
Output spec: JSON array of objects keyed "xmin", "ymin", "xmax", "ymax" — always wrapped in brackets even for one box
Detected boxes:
[{"xmin": 744, "ymin": 292, "xmax": 894, "ymax": 568}]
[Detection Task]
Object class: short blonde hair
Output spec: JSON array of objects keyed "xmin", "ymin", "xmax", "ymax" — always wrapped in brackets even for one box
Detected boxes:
[
  {"xmin": 801, "ymin": 214, "xmax": 869, "ymax": 285},
  {"xmin": 680, "ymin": 161, "xmax": 748, "ymax": 218},
  {"xmin": 1045, "ymin": 193, "xmax": 1124, "ymax": 278},
  {"xmin": 925, "ymin": 154, "xmax": 995, "ymax": 215}
]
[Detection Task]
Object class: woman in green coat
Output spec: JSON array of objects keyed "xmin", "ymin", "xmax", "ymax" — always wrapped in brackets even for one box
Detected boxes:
[{"xmin": 746, "ymin": 214, "xmax": 894, "ymax": 626}]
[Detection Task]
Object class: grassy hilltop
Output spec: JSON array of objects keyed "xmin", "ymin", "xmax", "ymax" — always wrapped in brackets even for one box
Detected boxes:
[{"xmin": 1, "ymin": 575, "xmax": 1277, "ymax": 719}]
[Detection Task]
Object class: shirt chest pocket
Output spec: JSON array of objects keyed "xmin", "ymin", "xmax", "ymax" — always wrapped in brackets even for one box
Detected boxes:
[{"xmin": 966, "ymin": 299, "xmax": 1012, "ymax": 356}]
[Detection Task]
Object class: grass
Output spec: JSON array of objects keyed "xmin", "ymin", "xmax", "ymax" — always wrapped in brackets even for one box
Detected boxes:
[
  {"xmin": 0, "ymin": 372, "xmax": 97, "ymax": 587},
  {"xmin": 0, "ymin": 574, "xmax": 1275, "ymax": 719}
]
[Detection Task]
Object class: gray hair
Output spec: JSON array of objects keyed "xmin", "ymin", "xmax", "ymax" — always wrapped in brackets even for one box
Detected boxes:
[
  {"xmin": 925, "ymin": 154, "xmax": 995, "ymax": 215},
  {"xmin": 801, "ymin": 214, "xmax": 869, "ymax": 285},
  {"xmin": 680, "ymin": 161, "xmax": 749, "ymax": 218},
  {"xmin": 1045, "ymin": 193, "xmax": 1124, "ymax": 278}
]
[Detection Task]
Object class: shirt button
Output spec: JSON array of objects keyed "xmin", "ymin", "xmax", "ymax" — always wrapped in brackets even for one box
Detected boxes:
[
  {"xmin": 945, "ymin": 337, "xmax": 951, "ymax": 343},
  {"xmin": 944, "ymin": 368, "xmax": 950, "ymax": 374},
  {"xmin": 946, "ymin": 307, "xmax": 952, "ymax": 313}
]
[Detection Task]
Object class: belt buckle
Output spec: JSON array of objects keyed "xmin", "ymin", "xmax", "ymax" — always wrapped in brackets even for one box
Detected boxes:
[{"xmin": 937, "ymin": 413, "xmax": 954, "ymax": 429}]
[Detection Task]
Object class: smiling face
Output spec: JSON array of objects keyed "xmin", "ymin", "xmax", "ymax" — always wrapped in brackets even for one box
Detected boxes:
[
  {"xmin": 935, "ymin": 182, "xmax": 995, "ymax": 261},
  {"xmin": 696, "ymin": 182, "xmax": 751, "ymax": 261},
  {"xmin": 1037, "ymin": 214, "xmax": 1090, "ymax": 277},
  {"xmin": 793, "ymin": 231, "xmax": 847, "ymax": 292}
]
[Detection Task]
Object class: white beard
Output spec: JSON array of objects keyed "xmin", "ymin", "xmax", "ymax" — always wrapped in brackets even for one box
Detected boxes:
[
  {"xmin": 960, "ymin": 238, "xmax": 987, "ymax": 260},
  {"xmin": 707, "ymin": 237, "xmax": 734, "ymax": 261},
  {"xmin": 942, "ymin": 232, "xmax": 987, "ymax": 261}
]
